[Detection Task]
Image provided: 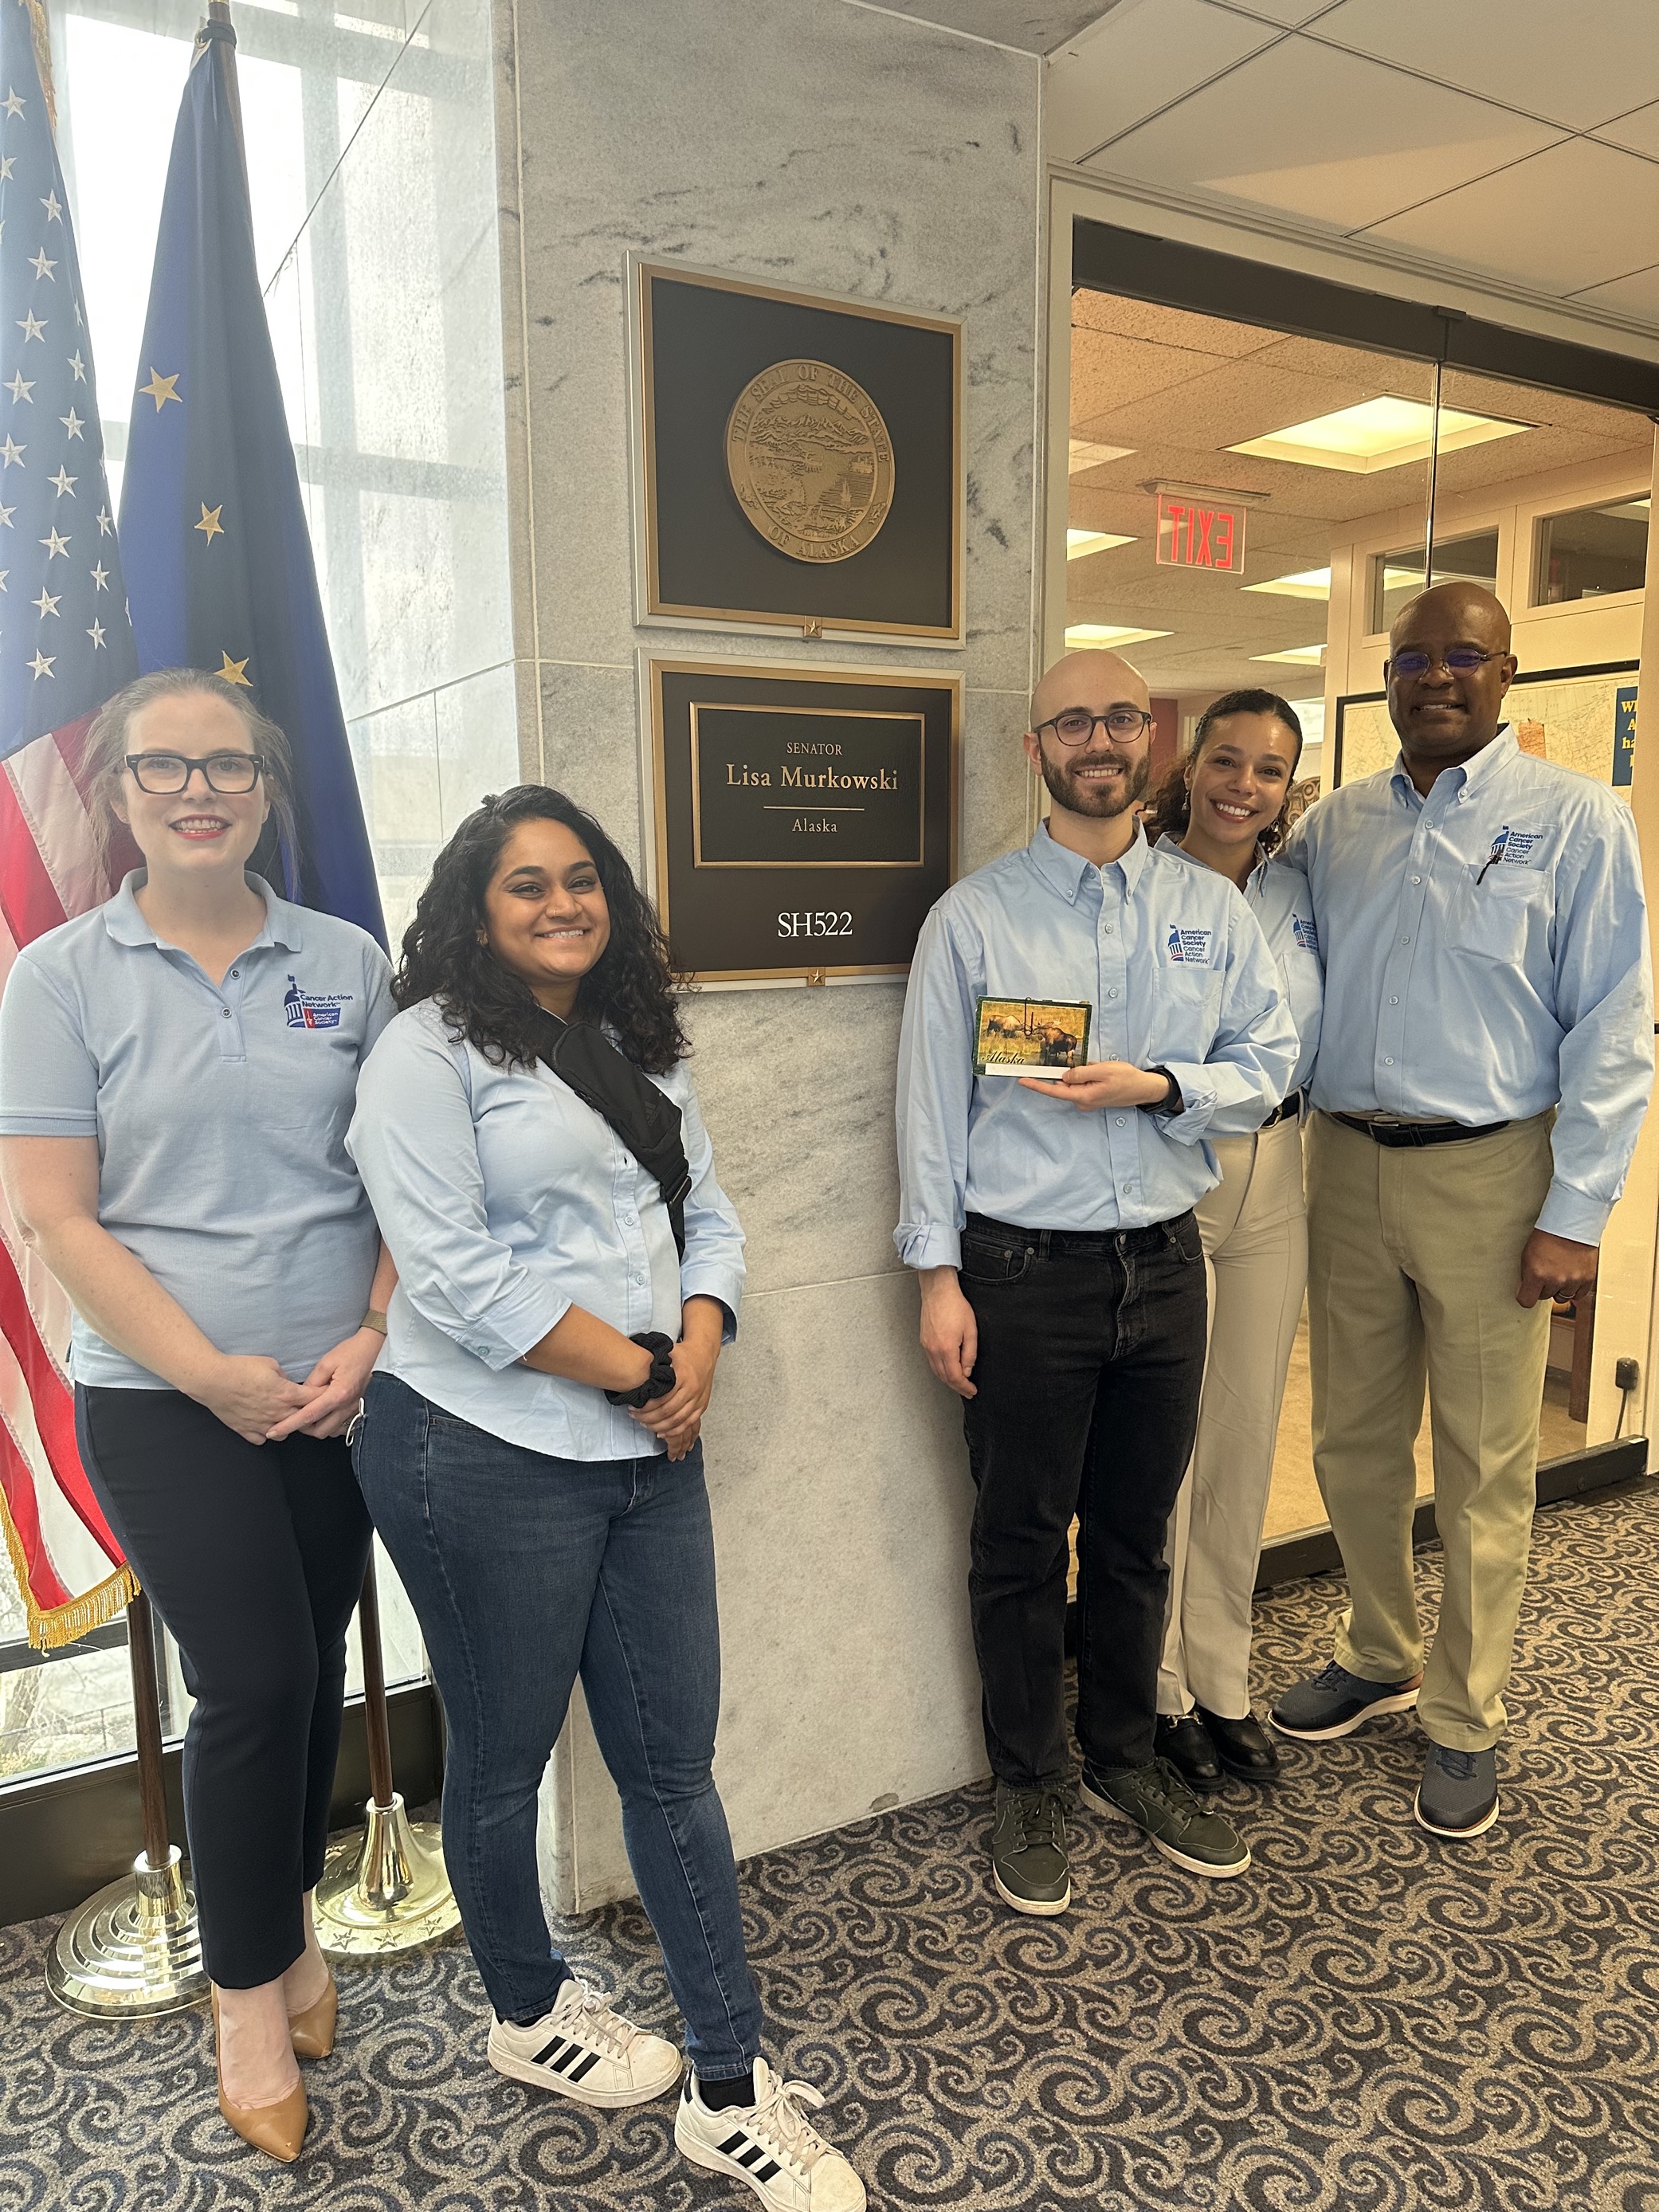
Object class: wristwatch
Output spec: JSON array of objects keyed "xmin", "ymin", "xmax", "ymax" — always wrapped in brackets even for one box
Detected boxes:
[
  {"xmin": 1138, "ymin": 1065, "xmax": 1182, "ymax": 1115},
  {"xmin": 606, "ymin": 1331, "xmax": 678, "ymax": 1407}
]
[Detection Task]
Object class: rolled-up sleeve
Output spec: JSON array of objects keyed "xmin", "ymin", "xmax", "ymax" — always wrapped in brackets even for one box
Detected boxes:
[
  {"xmin": 1158, "ymin": 899, "xmax": 1298, "ymax": 1143},
  {"xmin": 1539, "ymin": 810, "xmax": 1653, "ymax": 1243},
  {"xmin": 672, "ymin": 1069, "xmax": 746, "ymax": 1337},
  {"xmin": 894, "ymin": 906, "xmax": 978, "ymax": 1271},
  {"xmin": 0, "ymin": 955, "xmax": 97, "ymax": 1136},
  {"xmin": 347, "ymin": 1019, "xmax": 571, "ymax": 1371}
]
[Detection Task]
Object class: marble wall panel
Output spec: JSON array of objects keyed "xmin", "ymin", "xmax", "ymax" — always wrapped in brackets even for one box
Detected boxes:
[
  {"xmin": 535, "ymin": 658, "xmax": 647, "ymax": 873},
  {"xmin": 434, "ymin": 659, "xmax": 522, "ymax": 833},
  {"xmin": 539, "ymin": 1267, "xmax": 984, "ymax": 1912}
]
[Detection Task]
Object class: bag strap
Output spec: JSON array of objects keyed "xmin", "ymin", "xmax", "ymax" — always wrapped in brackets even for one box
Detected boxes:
[{"xmin": 530, "ymin": 1010, "xmax": 692, "ymax": 1259}]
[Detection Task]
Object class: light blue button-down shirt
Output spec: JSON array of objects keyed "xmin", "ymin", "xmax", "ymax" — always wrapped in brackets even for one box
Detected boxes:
[
  {"xmin": 347, "ymin": 999, "xmax": 746, "ymax": 1459},
  {"xmin": 894, "ymin": 823, "xmax": 1297, "ymax": 1269},
  {"xmin": 1156, "ymin": 835, "xmax": 1323, "ymax": 1097},
  {"xmin": 0, "ymin": 871, "xmax": 394, "ymax": 1388},
  {"xmin": 1286, "ymin": 727, "xmax": 1653, "ymax": 1243}
]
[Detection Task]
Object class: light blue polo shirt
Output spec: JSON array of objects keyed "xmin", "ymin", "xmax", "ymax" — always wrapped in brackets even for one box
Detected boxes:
[{"xmin": 0, "ymin": 871, "xmax": 394, "ymax": 1389}]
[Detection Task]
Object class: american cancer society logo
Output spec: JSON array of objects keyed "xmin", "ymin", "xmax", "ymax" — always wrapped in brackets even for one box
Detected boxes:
[
  {"xmin": 1166, "ymin": 924, "xmax": 1214, "ymax": 965},
  {"xmin": 283, "ymin": 974, "xmax": 350, "ymax": 1030}
]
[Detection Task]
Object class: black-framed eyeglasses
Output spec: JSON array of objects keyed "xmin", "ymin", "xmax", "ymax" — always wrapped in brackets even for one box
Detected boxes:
[
  {"xmin": 124, "ymin": 750, "xmax": 267, "ymax": 795},
  {"xmin": 1037, "ymin": 707, "xmax": 1155, "ymax": 747},
  {"xmin": 1388, "ymin": 647, "xmax": 1500, "ymax": 680}
]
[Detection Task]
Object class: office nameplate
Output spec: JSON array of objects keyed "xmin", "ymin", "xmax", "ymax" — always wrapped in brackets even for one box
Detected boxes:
[{"xmin": 691, "ymin": 704, "xmax": 924, "ymax": 869}]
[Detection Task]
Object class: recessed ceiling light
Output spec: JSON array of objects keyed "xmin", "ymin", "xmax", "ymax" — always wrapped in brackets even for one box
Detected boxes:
[
  {"xmin": 1228, "ymin": 398, "xmax": 1529, "ymax": 475},
  {"xmin": 1069, "ymin": 439, "xmax": 1135, "ymax": 475},
  {"xmin": 1252, "ymin": 643, "xmax": 1327, "ymax": 665},
  {"xmin": 1067, "ymin": 529, "xmax": 1136, "ymax": 559},
  {"xmin": 1242, "ymin": 567, "xmax": 1332, "ymax": 601},
  {"xmin": 1064, "ymin": 623, "xmax": 1172, "ymax": 650}
]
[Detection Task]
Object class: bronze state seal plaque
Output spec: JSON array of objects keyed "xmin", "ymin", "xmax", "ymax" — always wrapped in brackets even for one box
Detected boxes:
[{"xmin": 724, "ymin": 360, "xmax": 896, "ymax": 564}]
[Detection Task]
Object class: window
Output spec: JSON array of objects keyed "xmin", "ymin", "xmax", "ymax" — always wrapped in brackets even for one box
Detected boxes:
[
  {"xmin": 1534, "ymin": 496, "xmax": 1649, "ymax": 606},
  {"xmin": 1367, "ymin": 528, "xmax": 1500, "ymax": 636}
]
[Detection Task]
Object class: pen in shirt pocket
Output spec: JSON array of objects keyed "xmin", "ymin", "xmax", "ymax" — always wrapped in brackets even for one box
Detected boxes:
[{"xmin": 1475, "ymin": 829, "xmax": 1510, "ymax": 884}]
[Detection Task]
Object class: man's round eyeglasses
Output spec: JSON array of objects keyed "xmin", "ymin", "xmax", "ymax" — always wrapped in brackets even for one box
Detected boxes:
[
  {"xmin": 1038, "ymin": 708, "xmax": 1155, "ymax": 747},
  {"xmin": 1389, "ymin": 647, "xmax": 1500, "ymax": 679},
  {"xmin": 125, "ymin": 751, "xmax": 267, "ymax": 795}
]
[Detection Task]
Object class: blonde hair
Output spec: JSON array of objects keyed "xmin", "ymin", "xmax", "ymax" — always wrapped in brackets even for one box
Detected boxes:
[{"xmin": 83, "ymin": 669, "xmax": 299, "ymax": 880}]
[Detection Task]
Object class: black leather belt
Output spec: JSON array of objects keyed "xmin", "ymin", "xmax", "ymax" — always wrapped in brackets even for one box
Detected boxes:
[
  {"xmin": 965, "ymin": 1210, "xmax": 1194, "ymax": 1259},
  {"xmin": 1331, "ymin": 1112, "xmax": 1509, "ymax": 1149},
  {"xmin": 1261, "ymin": 1089, "xmax": 1304, "ymax": 1129}
]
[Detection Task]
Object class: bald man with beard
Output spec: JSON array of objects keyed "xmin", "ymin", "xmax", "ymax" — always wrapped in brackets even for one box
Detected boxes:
[
  {"xmin": 895, "ymin": 650, "xmax": 1296, "ymax": 1914},
  {"xmin": 1271, "ymin": 583, "xmax": 1653, "ymax": 1841}
]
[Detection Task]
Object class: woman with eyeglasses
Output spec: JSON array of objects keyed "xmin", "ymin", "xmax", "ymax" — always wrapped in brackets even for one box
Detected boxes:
[
  {"xmin": 0, "ymin": 669, "xmax": 395, "ymax": 2163},
  {"xmin": 1145, "ymin": 689, "xmax": 1323, "ymax": 1792}
]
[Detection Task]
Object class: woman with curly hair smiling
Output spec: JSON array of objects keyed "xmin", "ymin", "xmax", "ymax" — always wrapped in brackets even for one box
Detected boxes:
[{"xmin": 347, "ymin": 785, "xmax": 864, "ymax": 2212}]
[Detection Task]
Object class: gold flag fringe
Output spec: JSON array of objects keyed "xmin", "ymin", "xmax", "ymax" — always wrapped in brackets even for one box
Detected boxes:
[
  {"xmin": 0, "ymin": 1484, "xmax": 136, "ymax": 1649},
  {"xmin": 18, "ymin": 0, "xmax": 55, "ymax": 133}
]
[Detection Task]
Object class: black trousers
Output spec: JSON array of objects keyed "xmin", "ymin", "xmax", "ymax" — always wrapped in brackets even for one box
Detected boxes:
[
  {"xmin": 959, "ymin": 1211, "xmax": 1208, "ymax": 1790},
  {"xmin": 75, "ymin": 1386, "xmax": 373, "ymax": 1989}
]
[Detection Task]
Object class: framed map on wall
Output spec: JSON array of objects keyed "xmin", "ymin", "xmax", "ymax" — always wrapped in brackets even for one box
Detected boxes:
[{"xmin": 1333, "ymin": 661, "xmax": 1640, "ymax": 794}]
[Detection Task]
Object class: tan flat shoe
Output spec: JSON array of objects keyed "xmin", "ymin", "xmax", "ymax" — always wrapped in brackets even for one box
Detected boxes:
[
  {"xmin": 287, "ymin": 1970, "xmax": 337, "ymax": 2060},
  {"xmin": 211, "ymin": 1986, "xmax": 310, "ymax": 2163}
]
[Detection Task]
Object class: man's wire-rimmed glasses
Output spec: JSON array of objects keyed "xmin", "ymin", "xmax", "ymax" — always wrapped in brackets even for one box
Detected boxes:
[
  {"xmin": 1388, "ymin": 647, "xmax": 1501, "ymax": 680},
  {"xmin": 1037, "ymin": 707, "xmax": 1155, "ymax": 747},
  {"xmin": 124, "ymin": 751, "xmax": 267, "ymax": 795}
]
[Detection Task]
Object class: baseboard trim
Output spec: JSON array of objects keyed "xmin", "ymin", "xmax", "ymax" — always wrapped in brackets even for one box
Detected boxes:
[{"xmin": 0, "ymin": 1681, "xmax": 443, "ymax": 1928}]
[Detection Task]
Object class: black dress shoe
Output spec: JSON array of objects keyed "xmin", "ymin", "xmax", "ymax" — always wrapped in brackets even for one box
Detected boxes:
[
  {"xmin": 1154, "ymin": 1712, "xmax": 1221, "ymax": 1788},
  {"xmin": 1196, "ymin": 1707, "xmax": 1281, "ymax": 1782}
]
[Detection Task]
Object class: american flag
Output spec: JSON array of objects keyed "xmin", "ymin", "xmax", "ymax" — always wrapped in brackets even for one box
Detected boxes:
[{"xmin": 0, "ymin": 0, "xmax": 136, "ymax": 1646}]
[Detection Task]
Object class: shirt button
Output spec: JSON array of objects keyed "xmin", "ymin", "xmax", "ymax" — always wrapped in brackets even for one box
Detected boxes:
[
  {"xmin": 1389, "ymin": 995, "xmax": 1398, "ymax": 1004},
  {"xmin": 1410, "ymin": 877, "xmax": 1421, "ymax": 885},
  {"xmin": 1401, "ymin": 936, "xmax": 1410, "ymax": 944},
  {"xmin": 1115, "ymin": 1115, "xmax": 1128, "ymax": 1127},
  {"xmin": 229, "ymin": 967, "xmax": 239, "ymax": 978},
  {"xmin": 220, "ymin": 1007, "xmax": 231, "ymax": 1018},
  {"xmin": 1384, "ymin": 1057, "xmax": 1394, "ymax": 1065},
  {"xmin": 1107, "ymin": 987, "xmax": 1119, "ymax": 1000}
]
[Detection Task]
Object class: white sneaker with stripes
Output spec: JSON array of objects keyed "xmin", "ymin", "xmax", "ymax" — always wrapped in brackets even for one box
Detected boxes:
[
  {"xmin": 486, "ymin": 1977, "xmax": 682, "ymax": 2108},
  {"xmin": 675, "ymin": 2057, "xmax": 867, "ymax": 2211}
]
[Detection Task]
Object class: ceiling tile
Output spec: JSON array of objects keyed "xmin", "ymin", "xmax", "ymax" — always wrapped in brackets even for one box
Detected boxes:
[
  {"xmin": 1071, "ymin": 328, "xmax": 1245, "ymax": 420},
  {"xmin": 1206, "ymin": 2, "xmax": 1344, "ymax": 22},
  {"xmin": 1045, "ymin": 0, "xmax": 1281, "ymax": 161},
  {"xmin": 1594, "ymin": 100, "xmax": 1659, "ymax": 158},
  {"xmin": 1085, "ymin": 40, "xmax": 1563, "ymax": 229},
  {"xmin": 1567, "ymin": 261, "xmax": 1659, "ymax": 325},
  {"xmin": 1363, "ymin": 137, "xmax": 1659, "ymax": 296},
  {"xmin": 1313, "ymin": 0, "xmax": 1659, "ymax": 131},
  {"xmin": 1073, "ymin": 292, "xmax": 1281, "ymax": 354}
]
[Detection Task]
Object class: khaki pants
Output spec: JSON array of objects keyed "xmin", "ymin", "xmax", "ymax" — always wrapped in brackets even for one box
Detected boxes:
[
  {"xmin": 1305, "ymin": 1110, "xmax": 1554, "ymax": 1751},
  {"xmin": 1159, "ymin": 1113, "xmax": 1308, "ymax": 1720}
]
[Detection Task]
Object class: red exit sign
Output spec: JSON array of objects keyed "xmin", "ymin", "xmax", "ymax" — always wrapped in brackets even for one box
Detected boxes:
[{"xmin": 1156, "ymin": 493, "xmax": 1246, "ymax": 574}]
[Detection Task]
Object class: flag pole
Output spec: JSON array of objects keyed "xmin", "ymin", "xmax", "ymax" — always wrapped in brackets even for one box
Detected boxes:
[
  {"xmin": 313, "ymin": 1551, "xmax": 461, "ymax": 1955},
  {"xmin": 45, "ymin": 1590, "xmax": 208, "ymax": 2014}
]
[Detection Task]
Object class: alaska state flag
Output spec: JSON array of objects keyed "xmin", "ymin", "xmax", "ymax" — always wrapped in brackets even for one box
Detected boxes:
[{"xmin": 118, "ymin": 14, "xmax": 384, "ymax": 943}]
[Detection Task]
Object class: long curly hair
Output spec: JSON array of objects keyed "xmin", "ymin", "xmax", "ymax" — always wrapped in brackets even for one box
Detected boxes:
[
  {"xmin": 1147, "ymin": 688, "xmax": 1304, "ymax": 858},
  {"xmin": 394, "ymin": 785, "xmax": 690, "ymax": 1074}
]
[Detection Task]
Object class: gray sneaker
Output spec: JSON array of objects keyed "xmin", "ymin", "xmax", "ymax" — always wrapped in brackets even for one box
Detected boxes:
[
  {"xmin": 1269, "ymin": 1660, "xmax": 1422, "ymax": 1741},
  {"xmin": 1079, "ymin": 1757, "xmax": 1250, "ymax": 1877},
  {"xmin": 990, "ymin": 1782, "xmax": 1070, "ymax": 1916},
  {"xmin": 1415, "ymin": 1743, "xmax": 1499, "ymax": 1839}
]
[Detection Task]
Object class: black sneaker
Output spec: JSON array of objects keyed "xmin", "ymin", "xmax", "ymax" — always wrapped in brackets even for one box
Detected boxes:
[
  {"xmin": 1269, "ymin": 1660, "xmax": 1422, "ymax": 1741},
  {"xmin": 989, "ymin": 1781, "xmax": 1070, "ymax": 1915},
  {"xmin": 1414, "ymin": 1743, "xmax": 1499, "ymax": 1839},
  {"xmin": 1155, "ymin": 1712, "xmax": 1222, "ymax": 1787},
  {"xmin": 1079, "ymin": 1756, "xmax": 1251, "ymax": 1877}
]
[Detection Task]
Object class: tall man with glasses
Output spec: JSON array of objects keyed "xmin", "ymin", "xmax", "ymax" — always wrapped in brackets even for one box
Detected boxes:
[
  {"xmin": 896, "ymin": 649, "xmax": 1296, "ymax": 1914},
  {"xmin": 1272, "ymin": 582, "xmax": 1652, "ymax": 1839}
]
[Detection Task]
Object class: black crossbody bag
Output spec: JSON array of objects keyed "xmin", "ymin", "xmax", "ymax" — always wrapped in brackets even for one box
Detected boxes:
[{"xmin": 529, "ymin": 1009, "xmax": 692, "ymax": 1257}]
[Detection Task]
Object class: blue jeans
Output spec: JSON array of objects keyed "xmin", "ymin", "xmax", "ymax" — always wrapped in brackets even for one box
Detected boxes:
[{"xmin": 354, "ymin": 1373, "xmax": 763, "ymax": 2079}]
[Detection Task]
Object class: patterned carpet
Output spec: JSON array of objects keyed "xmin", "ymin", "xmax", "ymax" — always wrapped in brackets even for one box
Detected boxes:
[{"xmin": 6, "ymin": 1482, "xmax": 1659, "ymax": 2211}]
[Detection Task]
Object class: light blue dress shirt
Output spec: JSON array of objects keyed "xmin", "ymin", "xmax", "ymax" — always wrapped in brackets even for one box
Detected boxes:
[
  {"xmin": 1285, "ymin": 728, "xmax": 1653, "ymax": 1243},
  {"xmin": 0, "ymin": 871, "xmax": 394, "ymax": 1388},
  {"xmin": 894, "ymin": 823, "xmax": 1298, "ymax": 1270},
  {"xmin": 347, "ymin": 999, "xmax": 746, "ymax": 1459},
  {"xmin": 1156, "ymin": 834, "xmax": 1323, "ymax": 1097}
]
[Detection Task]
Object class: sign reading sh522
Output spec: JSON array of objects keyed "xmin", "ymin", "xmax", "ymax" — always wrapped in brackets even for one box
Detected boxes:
[{"xmin": 1155, "ymin": 492, "xmax": 1246, "ymax": 575}]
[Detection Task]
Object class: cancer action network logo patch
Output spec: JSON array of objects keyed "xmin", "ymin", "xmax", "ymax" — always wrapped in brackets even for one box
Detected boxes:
[
  {"xmin": 283, "ymin": 974, "xmax": 352, "ymax": 1030},
  {"xmin": 1166, "ymin": 924, "xmax": 1215, "ymax": 965}
]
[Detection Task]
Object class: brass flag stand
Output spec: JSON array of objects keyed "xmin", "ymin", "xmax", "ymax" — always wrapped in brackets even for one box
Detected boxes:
[
  {"xmin": 314, "ymin": 1554, "xmax": 461, "ymax": 1956},
  {"xmin": 46, "ymin": 1591, "xmax": 208, "ymax": 2016}
]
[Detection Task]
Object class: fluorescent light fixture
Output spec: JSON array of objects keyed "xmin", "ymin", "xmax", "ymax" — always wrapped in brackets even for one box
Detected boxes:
[
  {"xmin": 1242, "ymin": 566, "xmax": 1331, "ymax": 601},
  {"xmin": 1252, "ymin": 643, "xmax": 1327, "ymax": 666},
  {"xmin": 1063, "ymin": 623, "xmax": 1172, "ymax": 650},
  {"xmin": 1067, "ymin": 529, "xmax": 1136, "ymax": 559},
  {"xmin": 1069, "ymin": 439, "xmax": 1135, "ymax": 474},
  {"xmin": 1228, "ymin": 398, "xmax": 1529, "ymax": 475}
]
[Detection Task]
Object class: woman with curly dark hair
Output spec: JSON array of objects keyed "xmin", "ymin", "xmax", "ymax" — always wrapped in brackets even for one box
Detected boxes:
[
  {"xmin": 346, "ymin": 786, "xmax": 865, "ymax": 2212},
  {"xmin": 1143, "ymin": 692, "xmax": 1324, "ymax": 1798}
]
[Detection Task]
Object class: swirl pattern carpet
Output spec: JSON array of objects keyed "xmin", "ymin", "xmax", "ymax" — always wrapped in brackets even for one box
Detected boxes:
[{"xmin": 4, "ymin": 1483, "xmax": 1659, "ymax": 2210}]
